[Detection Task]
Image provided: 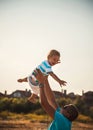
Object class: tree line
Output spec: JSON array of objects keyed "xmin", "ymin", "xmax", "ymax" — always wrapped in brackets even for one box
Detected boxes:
[{"xmin": 0, "ymin": 92, "xmax": 93, "ymax": 122}]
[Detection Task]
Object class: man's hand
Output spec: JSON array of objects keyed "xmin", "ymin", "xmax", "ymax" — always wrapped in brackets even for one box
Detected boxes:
[{"xmin": 34, "ymin": 69, "xmax": 47, "ymax": 84}]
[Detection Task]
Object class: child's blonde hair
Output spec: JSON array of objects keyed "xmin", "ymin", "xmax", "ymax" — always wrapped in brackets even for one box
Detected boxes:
[{"xmin": 47, "ymin": 49, "xmax": 60, "ymax": 59}]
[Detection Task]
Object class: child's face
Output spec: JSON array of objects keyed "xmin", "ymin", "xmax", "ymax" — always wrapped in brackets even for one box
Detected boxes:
[{"xmin": 48, "ymin": 55, "xmax": 60, "ymax": 66}]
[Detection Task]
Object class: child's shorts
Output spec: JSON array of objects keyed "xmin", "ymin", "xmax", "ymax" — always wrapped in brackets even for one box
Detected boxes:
[{"xmin": 27, "ymin": 76, "xmax": 40, "ymax": 97}]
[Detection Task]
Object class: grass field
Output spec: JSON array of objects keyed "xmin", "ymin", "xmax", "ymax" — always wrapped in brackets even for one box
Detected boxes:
[
  {"xmin": 0, "ymin": 120, "xmax": 93, "ymax": 130},
  {"xmin": 0, "ymin": 112, "xmax": 93, "ymax": 130}
]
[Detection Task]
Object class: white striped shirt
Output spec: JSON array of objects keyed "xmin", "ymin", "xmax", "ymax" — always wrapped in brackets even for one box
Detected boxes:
[{"xmin": 37, "ymin": 60, "xmax": 52, "ymax": 75}]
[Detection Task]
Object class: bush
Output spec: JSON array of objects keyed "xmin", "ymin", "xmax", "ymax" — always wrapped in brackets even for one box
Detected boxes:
[{"xmin": 77, "ymin": 114, "xmax": 93, "ymax": 123}]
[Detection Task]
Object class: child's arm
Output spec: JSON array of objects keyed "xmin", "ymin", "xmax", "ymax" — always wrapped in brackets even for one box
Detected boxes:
[
  {"xmin": 49, "ymin": 72, "xmax": 67, "ymax": 86},
  {"xmin": 17, "ymin": 77, "xmax": 28, "ymax": 83}
]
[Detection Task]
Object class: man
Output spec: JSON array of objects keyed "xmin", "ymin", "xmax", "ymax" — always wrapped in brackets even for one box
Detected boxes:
[{"xmin": 34, "ymin": 69, "xmax": 79, "ymax": 130}]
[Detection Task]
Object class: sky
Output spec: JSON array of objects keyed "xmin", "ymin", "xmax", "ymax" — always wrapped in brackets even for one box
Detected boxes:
[{"xmin": 0, "ymin": 0, "xmax": 93, "ymax": 95}]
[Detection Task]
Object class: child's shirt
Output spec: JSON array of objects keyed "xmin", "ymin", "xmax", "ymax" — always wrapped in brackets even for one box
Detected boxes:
[
  {"xmin": 37, "ymin": 60, "xmax": 52, "ymax": 76},
  {"xmin": 28, "ymin": 60, "xmax": 52, "ymax": 86},
  {"xmin": 48, "ymin": 107, "xmax": 72, "ymax": 130}
]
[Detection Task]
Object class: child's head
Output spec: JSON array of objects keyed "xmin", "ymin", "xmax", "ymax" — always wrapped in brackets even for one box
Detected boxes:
[
  {"xmin": 47, "ymin": 49, "xmax": 60, "ymax": 66},
  {"xmin": 62, "ymin": 104, "xmax": 79, "ymax": 121}
]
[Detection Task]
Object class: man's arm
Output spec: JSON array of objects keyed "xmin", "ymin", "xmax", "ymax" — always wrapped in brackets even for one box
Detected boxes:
[
  {"xmin": 44, "ymin": 77, "xmax": 59, "ymax": 110},
  {"xmin": 35, "ymin": 70, "xmax": 58, "ymax": 118},
  {"xmin": 39, "ymin": 80, "xmax": 56, "ymax": 118}
]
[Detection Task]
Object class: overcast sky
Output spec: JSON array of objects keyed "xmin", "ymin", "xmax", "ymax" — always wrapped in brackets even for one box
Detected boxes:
[{"xmin": 0, "ymin": 0, "xmax": 93, "ymax": 95}]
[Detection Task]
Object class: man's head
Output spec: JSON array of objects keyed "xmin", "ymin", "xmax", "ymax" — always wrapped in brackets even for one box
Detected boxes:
[{"xmin": 62, "ymin": 104, "xmax": 79, "ymax": 121}]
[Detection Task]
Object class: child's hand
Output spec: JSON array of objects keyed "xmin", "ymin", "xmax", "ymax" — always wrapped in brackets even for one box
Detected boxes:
[
  {"xmin": 17, "ymin": 79, "xmax": 23, "ymax": 83},
  {"xmin": 59, "ymin": 80, "xmax": 67, "ymax": 87}
]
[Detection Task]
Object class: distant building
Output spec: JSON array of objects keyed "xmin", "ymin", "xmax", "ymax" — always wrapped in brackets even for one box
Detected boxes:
[
  {"xmin": 9, "ymin": 89, "xmax": 31, "ymax": 98},
  {"xmin": 68, "ymin": 92, "xmax": 76, "ymax": 99},
  {"xmin": 63, "ymin": 90, "xmax": 67, "ymax": 97},
  {"xmin": 2, "ymin": 89, "xmax": 91, "ymax": 100},
  {"xmin": 82, "ymin": 91, "xmax": 93, "ymax": 106},
  {"xmin": 4, "ymin": 90, "xmax": 7, "ymax": 96},
  {"xmin": 82, "ymin": 90, "xmax": 84, "ymax": 96},
  {"xmin": 0, "ymin": 92, "xmax": 5, "ymax": 97},
  {"xmin": 53, "ymin": 91, "xmax": 63, "ymax": 98}
]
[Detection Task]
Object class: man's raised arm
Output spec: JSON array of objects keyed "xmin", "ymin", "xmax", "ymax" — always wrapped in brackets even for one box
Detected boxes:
[{"xmin": 35, "ymin": 69, "xmax": 58, "ymax": 118}]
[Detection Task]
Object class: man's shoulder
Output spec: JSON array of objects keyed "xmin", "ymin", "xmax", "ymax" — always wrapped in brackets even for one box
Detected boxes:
[
  {"xmin": 54, "ymin": 110, "xmax": 72, "ymax": 130},
  {"xmin": 55, "ymin": 108, "xmax": 71, "ymax": 123}
]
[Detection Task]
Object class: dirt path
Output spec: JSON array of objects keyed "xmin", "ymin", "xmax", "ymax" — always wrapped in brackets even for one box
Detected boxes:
[
  {"xmin": 0, "ymin": 120, "xmax": 47, "ymax": 130},
  {"xmin": 0, "ymin": 120, "xmax": 93, "ymax": 130}
]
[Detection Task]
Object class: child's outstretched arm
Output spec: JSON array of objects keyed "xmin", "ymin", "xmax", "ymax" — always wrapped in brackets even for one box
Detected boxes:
[
  {"xmin": 17, "ymin": 77, "xmax": 28, "ymax": 83},
  {"xmin": 49, "ymin": 72, "xmax": 67, "ymax": 87}
]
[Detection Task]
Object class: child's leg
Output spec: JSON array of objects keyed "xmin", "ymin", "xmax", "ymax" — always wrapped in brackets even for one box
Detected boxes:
[
  {"xmin": 17, "ymin": 77, "xmax": 28, "ymax": 82},
  {"xmin": 28, "ymin": 93, "xmax": 37, "ymax": 103},
  {"xmin": 28, "ymin": 76, "xmax": 40, "ymax": 103}
]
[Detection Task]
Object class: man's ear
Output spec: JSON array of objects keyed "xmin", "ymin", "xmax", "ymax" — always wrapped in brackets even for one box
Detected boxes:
[{"xmin": 63, "ymin": 110, "xmax": 70, "ymax": 118}]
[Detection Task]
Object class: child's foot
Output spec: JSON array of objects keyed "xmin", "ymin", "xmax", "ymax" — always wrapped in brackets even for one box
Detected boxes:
[{"xmin": 28, "ymin": 97, "xmax": 36, "ymax": 103}]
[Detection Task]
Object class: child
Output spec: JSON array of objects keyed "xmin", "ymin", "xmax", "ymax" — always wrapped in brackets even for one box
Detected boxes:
[{"xmin": 17, "ymin": 49, "xmax": 67, "ymax": 103}]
